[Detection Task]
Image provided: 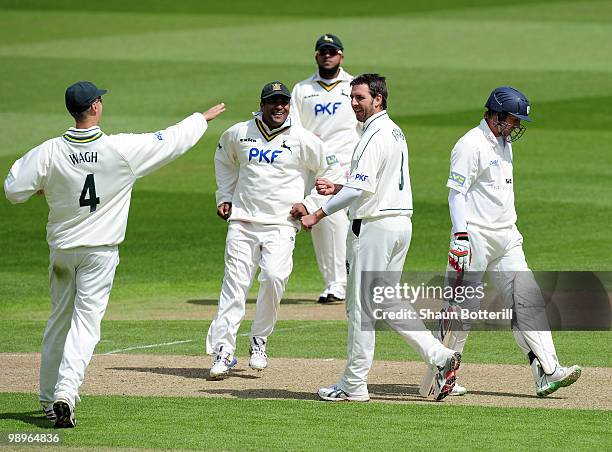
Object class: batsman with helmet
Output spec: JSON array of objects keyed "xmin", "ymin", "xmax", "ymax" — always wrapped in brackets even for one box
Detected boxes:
[{"xmin": 420, "ymin": 86, "xmax": 581, "ymax": 398}]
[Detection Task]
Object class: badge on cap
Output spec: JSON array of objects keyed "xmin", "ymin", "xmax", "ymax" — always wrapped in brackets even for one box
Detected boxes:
[
  {"xmin": 272, "ymin": 83, "xmax": 282, "ymax": 91},
  {"xmin": 323, "ymin": 35, "xmax": 334, "ymax": 43}
]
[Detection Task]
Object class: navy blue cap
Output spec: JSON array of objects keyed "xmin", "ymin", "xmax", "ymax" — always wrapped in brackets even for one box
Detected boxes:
[{"xmin": 65, "ymin": 81, "xmax": 107, "ymax": 114}]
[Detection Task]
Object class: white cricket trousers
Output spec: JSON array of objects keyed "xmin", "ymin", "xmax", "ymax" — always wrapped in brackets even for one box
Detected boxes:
[
  {"xmin": 206, "ymin": 221, "xmax": 296, "ymax": 355},
  {"xmin": 339, "ymin": 216, "xmax": 454, "ymax": 396},
  {"xmin": 311, "ymin": 209, "xmax": 349, "ymax": 298},
  {"xmin": 445, "ymin": 224, "xmax": 558, "ymax": 374},
  {"xmin": 39, "ymin": 246, "xmax": 119, "ymax": 408}
]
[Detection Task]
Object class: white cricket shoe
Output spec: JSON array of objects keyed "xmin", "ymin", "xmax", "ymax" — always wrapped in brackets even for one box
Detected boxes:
[
  {"xmin": 318, "ymin": 384, "xmax": 370, "ymax": 402},
  {"xmin": 249, "ymin": 337, "xmax": 268, "ymax": 371},
  {"xmin": 433, "ymin": 352, "xmax": 461, "ymax": 401},
  {"xmin": 210, "ymin": 347, "xmax": 237, "ymax": 380},
  {"xmin": 536, "ymin": 365, "xmax": 582, "ymax": 397},
  {"xmin": 450, "ymin": 383, "xmax": 467, "ymax": 396}
]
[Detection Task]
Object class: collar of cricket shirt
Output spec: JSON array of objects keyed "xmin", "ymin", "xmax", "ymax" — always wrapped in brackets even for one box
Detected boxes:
[
  {"xmin": 253, "ymin": 111, "xmax": 292, "ymax": 142},
  {"xmin": 62, "ymin": 126, "xmax": 103, "ymax": 144},
  {"xmin": 478, "ymin": 118, "xmax": 503, "ymax": 148},
  {"xmin": 362, "ymin": 110, "xmax": 388, "ymax": 134}
]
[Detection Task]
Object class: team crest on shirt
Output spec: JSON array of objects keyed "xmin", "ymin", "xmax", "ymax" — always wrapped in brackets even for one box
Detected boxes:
[
  {"xmin": 448, "ymin": 171, "xmax": 466, "ymax": 186},
  {"xmin": 281, "ymin": 140, "xmax": 292, "ymax": 153}
]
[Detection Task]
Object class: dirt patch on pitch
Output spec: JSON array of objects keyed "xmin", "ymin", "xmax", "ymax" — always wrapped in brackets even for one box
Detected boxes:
[{"xmin": 2, "ymin": 353, "xmax": 609, "ymax": 410}]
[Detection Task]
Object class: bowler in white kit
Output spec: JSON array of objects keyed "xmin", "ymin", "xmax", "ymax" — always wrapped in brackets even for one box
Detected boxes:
[
  {"xmin": 291, "ymin": 33, "xmax": 360, "ymax": 303},
  {"xmin": 206, "ymin": 81, "xmax": 341, "ymax": 379},
  {"xmin": 301, "ymin": 74, "xmax": 461, "ymax": 402},
  {"xmin": 4, "ymin": 81, "xmax": 225, "ymax": 427}
]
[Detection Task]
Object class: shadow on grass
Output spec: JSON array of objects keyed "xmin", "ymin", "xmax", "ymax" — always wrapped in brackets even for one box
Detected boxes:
[
  {"xmin": 0, "ymin": 410, "xmax": 55, "ymax": 429},
  {"xmin": 199, "ymin": 388, "xmax": 318, "ymax": 401},
  {"xmin": 109, "ymin": 366, "xmax": 260, "ymax": 381},
  {"xmin": 186, "ymin": 298, "xmax": 315, "ymax": 306},
  {"xmin": 368, "ymin": 383, "xmax": 556, "ymax": 400}
]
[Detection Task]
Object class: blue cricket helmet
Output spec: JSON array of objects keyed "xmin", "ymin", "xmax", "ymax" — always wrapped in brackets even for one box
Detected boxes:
[{"xmin": 485, "ymin": 86, "xmax": 532, "ymax": 122}]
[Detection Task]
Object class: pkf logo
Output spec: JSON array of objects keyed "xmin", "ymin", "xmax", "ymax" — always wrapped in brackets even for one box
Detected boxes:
[
  {"xmin": 355, "ymin": 173, "xmax": 368, "ymax": 181},
  {"xmin": 315, "ymin": 102, "xmax": 342, "ymax": 116},
  {"xmin": 249, "ymin": 147, "xmax": 283, "ymax": 163}
]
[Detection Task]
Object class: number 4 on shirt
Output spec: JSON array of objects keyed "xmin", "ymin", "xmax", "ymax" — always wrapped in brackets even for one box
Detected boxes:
[{"xmin": 80, "ymin": 173, "xmax": 100, "ymax": 212}]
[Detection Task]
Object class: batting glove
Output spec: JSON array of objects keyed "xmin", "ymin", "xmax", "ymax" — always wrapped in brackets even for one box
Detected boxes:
[{"xmin": 448, "ymin": 232, "xmax": 470, "ymax": 272}]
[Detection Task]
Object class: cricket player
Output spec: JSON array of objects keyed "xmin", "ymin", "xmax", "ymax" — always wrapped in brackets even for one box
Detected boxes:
[
  {"xmin": 206, "ymin": 81, "xmax": 341, "ymax": 379},
  {"xmin": 301, "ymin": 74, "xmax": 461, "ymax": 402},
  {"xmin": 422, "ymin": 86, "xmax": 581, "ymax": 397},
  {"xmin": 291, "ymin": 33, "xmax": 360, "ymax": 304},
  {"xmin": 3, "ymin": 81, "xmax": 225, "ymax": 427}
]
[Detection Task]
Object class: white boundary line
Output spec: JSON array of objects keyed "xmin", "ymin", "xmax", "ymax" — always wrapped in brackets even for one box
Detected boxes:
[{"xmin": 98, "ymin": 324, "xmax": 320, "ymax": 355}]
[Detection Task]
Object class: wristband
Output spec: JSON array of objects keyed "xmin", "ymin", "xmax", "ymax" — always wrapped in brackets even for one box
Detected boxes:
[{"xmin": 454, "ymin": 232, "xmax": 469, "ymax": 241}]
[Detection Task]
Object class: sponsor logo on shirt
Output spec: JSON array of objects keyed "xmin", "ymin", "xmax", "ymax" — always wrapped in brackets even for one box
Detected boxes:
[
  {"xmin": 489, "ymin": 159, "xmax": 500, "ymax": 166},
  {"xmin": 240, "ymin": 137, "xmax": 256, "ymax": 143},
  {"xmin": 392, "ymin": 128, "xmax": 405, "ymax": 142},
  {"xmin": 326, "ymin": 154, "xmax": 338, "ymax": 165},
  {"xmin": 448, "ymin": 171, "xmax": 466, "ymax": 186},
  {"xmin": 355, "ymin": 173, "xmax": 369, "ymax": 182},
  {"xmin": 154, "ymin": 131, "xmax": 164, "ymax": 141},
  {"xmin": 314, "ymin": 102, "xmax": 342, "ymax": 116},
  {"xmin": 304, "ymin": 93, "xmax": 319, "ymax": 99},
  {"xmin": 248, "ymin": 147, "xmax": 283, "ymax": 164},
  {"xmin": 506, "ymin": 178, "xmax": 512, "ymax": 184}
]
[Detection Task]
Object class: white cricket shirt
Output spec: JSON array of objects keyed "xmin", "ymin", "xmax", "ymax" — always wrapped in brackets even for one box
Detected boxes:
[
  {"xmin": 214, "ymin": 113, "xmax": 341, "ymax": 228},
  {"xmin": 4, "ymin": 113, "xmax": 207, "ymax": 249},
  {"xmin": 343, "ymin": 111, "xmax": 413, "ymax": 220},
  {"xmin": 446, "ymin": 119, "xmax": 516, "ymax": 229},
  {"xmin": 290, "ymin": 68, "xmax": 359, "ymax": 178}
]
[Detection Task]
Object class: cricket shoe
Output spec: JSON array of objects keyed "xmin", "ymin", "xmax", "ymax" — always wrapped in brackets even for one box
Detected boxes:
[
  {"xmin": 318, "ymin": 384, "xmax": 370, "ymax": 402},
  {"xmin": 433, "ymin": 352, "xmax": 461, "ymax": 401},
  {"xmin": 318, "ymin": 294, "xmax": 345, "ymax": 304},
  {"xmin": 41, "ymin": 402, "xmax": 56, "ymax": 420},
  {"xmin": 249, "ymin": 337, "xmax": 268, "ymax": 372},
  {"xmin": 450, "ymin": 383, "xmax": 467, "ymax": 396},
  {"xmin": 53, "ymin": 399, "xmax": 76, "ymax": 428},
  {"xmin": 536, "ymin": 365, "xmax": 582, "ymax": 397},
  {"xmin": 210, "ymin": 347, "xmax": 237, "ymax": 380}
]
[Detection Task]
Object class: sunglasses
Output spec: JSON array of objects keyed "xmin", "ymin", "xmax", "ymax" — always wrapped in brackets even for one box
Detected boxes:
[{"xmin": 317, "ymin": 48, "xmax": 341, "ymax": 56}]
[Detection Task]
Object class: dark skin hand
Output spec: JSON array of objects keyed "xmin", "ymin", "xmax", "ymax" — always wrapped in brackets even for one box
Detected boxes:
[
  {"xmin": 289, "ymin": 203, "xmax": 308, "ymax": 219},
  {"xmin": 217, "ymin": 202, "xmax": 232, "ymax": 220}
]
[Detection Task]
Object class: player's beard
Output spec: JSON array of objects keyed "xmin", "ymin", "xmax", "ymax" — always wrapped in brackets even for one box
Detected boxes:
[{"xmin": 318, "ymin": 63, "xmax": 341, "ymax": 80}]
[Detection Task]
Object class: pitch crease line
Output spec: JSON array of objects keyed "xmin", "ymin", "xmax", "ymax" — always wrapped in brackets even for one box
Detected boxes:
[
  {"xmin": 99, "ymin": 339, "xmax": 194, "ymax": 355},
  {"xmin": 98, "ymin": 324, "xmax": 318, "ymax": 355}
]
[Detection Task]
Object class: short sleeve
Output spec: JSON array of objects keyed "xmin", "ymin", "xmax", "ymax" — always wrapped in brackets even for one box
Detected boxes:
[{"xmin": 446, "ymin": 138, "xmax": 478, "ymax": 194}]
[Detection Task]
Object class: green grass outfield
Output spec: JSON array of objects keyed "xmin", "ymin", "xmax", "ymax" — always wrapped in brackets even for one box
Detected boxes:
[
  {"xmin": 1, "ymin": 1, "xmax": 611, "ymax": 450},
  {"xmin": 2, "ymin": 393, "xmax": 609, "ymax": 451}
]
